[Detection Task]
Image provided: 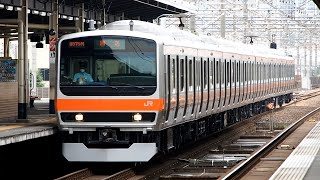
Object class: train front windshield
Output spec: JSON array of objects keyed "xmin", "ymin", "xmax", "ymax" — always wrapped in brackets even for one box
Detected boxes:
[{"xmin": 59, "ymin": 36, "xmax": 157, "ymax": 96}]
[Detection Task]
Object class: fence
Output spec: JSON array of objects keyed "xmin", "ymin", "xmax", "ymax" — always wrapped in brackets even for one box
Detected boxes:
[{"xmin": 35, "ymin": 87, "xmax": 49, "ymax": 99}]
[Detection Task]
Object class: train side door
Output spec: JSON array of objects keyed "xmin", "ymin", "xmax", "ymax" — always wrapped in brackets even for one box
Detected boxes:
[
  {"xmin": 176, "ymin": 56, "xmax": 186, "ymax": 123},
  {"xmin": 184, "ymin": 56, "xmax": 195, "ymax": 120},
  {"xmin": 164, "ymin": 55, "xmax": 178, "ymax": 126}
]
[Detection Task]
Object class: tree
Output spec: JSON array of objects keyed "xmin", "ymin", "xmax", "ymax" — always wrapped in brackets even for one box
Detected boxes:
[{"xmin": 36, "ymin": 70, "xmax": 45, "ymax": 87}]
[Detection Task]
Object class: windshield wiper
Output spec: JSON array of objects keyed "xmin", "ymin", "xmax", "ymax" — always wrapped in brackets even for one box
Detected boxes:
[{"xmin": 110, "ymin": 82, "xmax": 145, "ymax": 90}]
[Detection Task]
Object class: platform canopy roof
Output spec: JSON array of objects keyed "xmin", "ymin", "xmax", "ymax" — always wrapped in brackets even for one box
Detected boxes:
[
  {"xmin": 314, "ymin": 0, "xmax": 320, "ymax": 9},
  {"xmin": 0, "ymin": 0, "xmax": 194, "ymax": 25}
]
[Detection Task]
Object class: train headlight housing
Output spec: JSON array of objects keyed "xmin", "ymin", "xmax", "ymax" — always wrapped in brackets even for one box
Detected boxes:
[
  {"xmin": 75, "ymin": 113, "xmax": 84, "ymax": 121},
  {"xmin": 133, "ymin": 113, "xmax": 142, "ymax": 121}
]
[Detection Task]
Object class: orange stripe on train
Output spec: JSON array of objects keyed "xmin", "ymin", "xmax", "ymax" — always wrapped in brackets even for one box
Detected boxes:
[{"xmin": 56, "ymin": 99, "xmax": 165, "ymax": 111}]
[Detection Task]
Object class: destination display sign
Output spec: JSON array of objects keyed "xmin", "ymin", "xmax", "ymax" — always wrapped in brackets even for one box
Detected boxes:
[
  {"xmin": 94, "ymin": 39, "xmax": 125, "ymax": 50},
  {"xmin": 68, "ymin": 41, "xmax": 86, "ymax": 48}
]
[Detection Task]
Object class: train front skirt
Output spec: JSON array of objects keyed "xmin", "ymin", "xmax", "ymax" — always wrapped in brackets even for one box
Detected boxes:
[{"xmin": 62, "ymin": 143, "xmax": 157, "ymax": 162}]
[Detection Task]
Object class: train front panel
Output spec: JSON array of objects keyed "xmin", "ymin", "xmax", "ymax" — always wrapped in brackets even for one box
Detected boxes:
[{"xmin": 56, "ymin": 32, "xmax": 165, "ymax": 162}]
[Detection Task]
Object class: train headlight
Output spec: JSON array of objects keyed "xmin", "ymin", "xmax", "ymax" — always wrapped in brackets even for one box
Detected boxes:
[
  {"xmin": 133, "ymin": 113, "xmax": 142, "ymax": 121},
  {"xmin": 75, "ymin": 113, "xmax": 84, "ymax": 121}
]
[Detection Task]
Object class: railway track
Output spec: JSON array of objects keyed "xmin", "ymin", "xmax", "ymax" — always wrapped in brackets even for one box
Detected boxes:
[
  {"xmin": 221, "ymin": 107, "xmax": 320, "ymax": 180},
  {"xmin": 55, "ymin": 88, "xmax": 320, "ymax": 180},
  {"xmin": 54, "ymin": 168, "xmax": 135, "ymax": 180}
]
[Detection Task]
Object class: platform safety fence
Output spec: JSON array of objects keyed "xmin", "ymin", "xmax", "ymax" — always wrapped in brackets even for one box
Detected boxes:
[{"xmin": 35, "ymin": 87, "xmax": 49, "ymax": 99}]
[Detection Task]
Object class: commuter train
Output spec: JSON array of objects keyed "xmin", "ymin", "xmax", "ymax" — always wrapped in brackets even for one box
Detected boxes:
[{"xmin": 56, "ymin": 20, "xmax": 296, "ymax": 162}]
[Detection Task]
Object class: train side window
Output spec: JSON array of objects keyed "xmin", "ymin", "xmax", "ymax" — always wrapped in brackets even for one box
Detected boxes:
[
  {"xmin": 200, "ymin": 58, "xmax": 203, "ymax": 90},
  {"xmin": 244, "ymin": 62, "xmax": 247, "ymax": 86},
  {"xmin": 278, "ymin": 64, "xmax": 281, "ymax": 86},
  {"xmin": 221, "ymin": 60, "xmax": 224, "ymax": 88},
  {"xmin": 250, "ymin": 62, "xmax": 253, "ymax": 85},
  {"xmin": 174, "ymin": 55, "xmax": 180, "ymax": 119},
  {"xmin": 185, "ymin": 56, "xmax": 188, "ymax": 88},
  {"xmin": 212, "ymin": 59, "xmax": 215, "ymax": 89},
  {"xmin": 216, "ymin": 60, "xmax": 220, "ymax": 89},
  {"xmin": 271, "ymin": 63, "xmax": 273, "ymax": 83},
  {"xmin": 280, "ymin": 63, "xmax": 282, "ymax": 82},
  {"xmin": 180, "ymin": 58, "xmax": 184, "ymax": 91},
  {"xmin": 274, "ymin": 64, "xmax": 280, "ymax": 82},
  {"xmin": 172, "ymin": 57, "xmax": 176, "ymax": 93},
  {"xmin": 204, "ymin": 59, "xmax": 208, "ymax": 90},
  {"xmin": 189, "ymin": 59, "xmax": 192, "ymax": 90},
  {"xmin": 226, "ymin": 61, "xmax": 230, "ymax": 86},
  {"xmin": 256, "ymin": 62, "xmax": 258, "ymax": 85},
  {"xmin": 262, "ymin": 63, "xmax": 265, "ymax": 90},
  {"xmin": 165, "ymin": 55, "xmax": 171, "ymax": 121},
  {"xmin": 191, "ymin": 57, "xmax": 196, "ymax": 115},
  {"xmin": 268, "ymin": 63, "xmax": 271, "ymax": 84},
  {"xmin": 223, "ymin": 60, "xmax": 226, "ymax": 88},
  {"xmin": 232, "ymin": 61, "xmax": 235, "ymax": 87},
  {"xmin": 259, "ymin": 63, "xmax": 262, "ymax": 86},
  {"xmin": 292, "ymin": 65, "xmax": 294, "ymax": 80},
  {"xmin": 176, "ymin": 55, "xmax": 180, "ymax": 92},
  {"xmin": 210, "ymin": 60, "xmax": 212, "ymax": 89},
  {"xmin": 248, "ymin": 61, "xmax": 250, "ymax": 87},
  {"xmin": 262, "ymin": 63, "xmax": 264, "ymax": 85},
  {"xmin": 254, "ymin": 62, "xmax": 256, "ymax": 85},
  {"xmin": 271, "ymin": 63, "xmax": 274, "ymax": 90}
]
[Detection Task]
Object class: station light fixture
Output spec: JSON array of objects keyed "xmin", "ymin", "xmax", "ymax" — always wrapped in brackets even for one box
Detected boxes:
[
  {"xmin": 27, "ymin": 9, "xmax": 30, "ymax": 14},
  {"xmin": 68, "ymin": 16, "xmax": 73, "ymax": 20},
  {"xmin": 0, "ymin": 4, "xmax": 4, "ymax": 9},
  {"xmin": 6, "ymin": 5, "xmax": 13, "ymax": 11},
  {"xmin": 47, "ymin": 12, "xmax": 52, "ymax": 16},
  {"xmin": 40, "ymin": 12, "xmax": 46, "ymax": 16},
  {"xmin": 61, "ymin": 15, "xmax": 68, "ymax": 19},
  {"xmin": 14, "ymin": 7, "xmax": 21, "ymax": 11},
  {"xmin": 32, "ymin": 10, "xmax": 39, "ymax": 15},
  {"xmin": 74, "ymin": 17, "xmax": 79, "ymax": 21}
]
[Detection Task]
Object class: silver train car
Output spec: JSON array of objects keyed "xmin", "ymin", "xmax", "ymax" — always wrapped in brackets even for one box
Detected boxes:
[{"xmin": 56, "ymin": 20, "xmax": 296, "ymax": 162}]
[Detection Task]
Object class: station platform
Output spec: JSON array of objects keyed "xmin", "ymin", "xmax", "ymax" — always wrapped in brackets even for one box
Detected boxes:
[
  {"xmin": 270, "ymin": 119, "xmax": 320, "ymax": 180},
  {"xmin": 0, "ymin": 98, "xmax": 57, "ymax": 146}
]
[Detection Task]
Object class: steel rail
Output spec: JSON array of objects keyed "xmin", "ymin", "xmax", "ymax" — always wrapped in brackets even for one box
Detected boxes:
[{"xmin": 221, "ymin": 106, "xmax": 320, "ymax": 180}]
